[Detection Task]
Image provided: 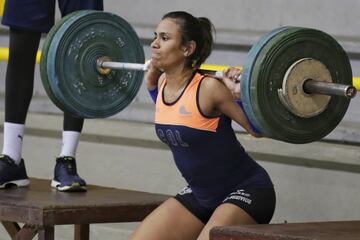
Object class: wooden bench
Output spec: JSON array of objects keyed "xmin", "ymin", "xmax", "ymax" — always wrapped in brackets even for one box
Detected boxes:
[
  {"xmin": 210, "ymin": 221, "xmax": 360, "ymax": 240},
  {"xmin": 0, "ymin": 178, "xmax": 170, "ymax": 240}
]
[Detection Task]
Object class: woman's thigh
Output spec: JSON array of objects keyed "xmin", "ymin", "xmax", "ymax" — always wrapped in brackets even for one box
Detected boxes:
[
  {"xmin": 129, "ymin": 198, "xmax": 204, "ymax": 240},
  {"xmin": 197, "ymin": 203, "xmax": 257, "ymax": 240},
  {"xmin": 196, "ymin": 187, "xmax": 275, "ymax": 240}
]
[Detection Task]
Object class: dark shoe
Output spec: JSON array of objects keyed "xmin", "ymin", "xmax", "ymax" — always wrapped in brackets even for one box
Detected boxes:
[
  {"xmin": 51, "ymin": 156, "xmax": 86, "ymax": 192},
  {"xmin": 0, "ymin": 154, "xmax": 29, "ymax": 188}
]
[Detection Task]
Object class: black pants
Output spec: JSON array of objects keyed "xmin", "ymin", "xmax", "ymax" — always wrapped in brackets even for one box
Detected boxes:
[{"xmin": 5, "ymin": 28, "xmax": 84, "ymax": 131}]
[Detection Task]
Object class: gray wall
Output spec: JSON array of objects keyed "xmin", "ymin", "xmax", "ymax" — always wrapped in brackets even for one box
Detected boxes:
[{"xmin": 107, "ymin": 0, "xmax": 360, "ymax": 53}]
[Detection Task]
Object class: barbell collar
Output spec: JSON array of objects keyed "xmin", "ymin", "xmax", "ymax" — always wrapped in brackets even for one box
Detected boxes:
[{"xmin": 303, "ymin": 79, "xmax": 357, "ymax": 99}]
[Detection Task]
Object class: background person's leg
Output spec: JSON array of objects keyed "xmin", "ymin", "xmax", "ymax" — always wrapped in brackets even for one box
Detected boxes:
[
  {"xmin": 50, "ymin": 0, "xmax": 103, "ymax": 192},
  {"xmin": 0, "ymin": 28, "xmax": 41, "ymax": 188}
]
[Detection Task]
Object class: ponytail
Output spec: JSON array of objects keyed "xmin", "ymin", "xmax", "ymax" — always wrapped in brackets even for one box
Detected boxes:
[{"xmin": 195, "ymin": 17, "xmax": 214, "ymax": 69}]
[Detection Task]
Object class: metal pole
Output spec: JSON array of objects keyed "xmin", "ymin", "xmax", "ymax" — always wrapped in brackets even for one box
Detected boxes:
[
  {"xmin": 98, "ymin": 60, "xmax": 242, "ymax": 81},
  {"xmin": 303, "ymin": 79, "xmax": 357, "ymax": 99},
  {"xmin": 98, "ymin": 60, "xmax": 357, "ymax": 99}
]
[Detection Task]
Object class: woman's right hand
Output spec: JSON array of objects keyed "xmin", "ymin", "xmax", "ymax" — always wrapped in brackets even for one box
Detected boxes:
[{"xmin": 145, "ymin": 59, "xmax": 163, "ymax": 90}]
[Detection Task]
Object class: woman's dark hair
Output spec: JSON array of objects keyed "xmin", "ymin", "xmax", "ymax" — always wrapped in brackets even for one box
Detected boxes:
[{"xmin": 162, "ymin": 11, "xmax": 214, "ymax": 69}]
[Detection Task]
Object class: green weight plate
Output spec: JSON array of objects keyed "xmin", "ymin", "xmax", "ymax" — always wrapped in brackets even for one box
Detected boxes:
[
  {"xmin": 40, "ymin": 11, "xmax": 82, "ymax": 111},
  {"xmin": 249, "ymin": 27, "xmax": 352, "ymax": 143},
  {"xmin": 240, "ymin": 26, "xmax": 290, "ymax": 135},
  {"xmin": 41, "ymin": 10, "xmax": 145, "ymax": 118}
]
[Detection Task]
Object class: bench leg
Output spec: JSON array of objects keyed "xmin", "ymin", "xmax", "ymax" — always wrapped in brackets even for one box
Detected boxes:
[
  {"xmin": 14, "ymin": 224, "xmax": 38, "ymax": 240},
  {"xmin": 1, "ymin": 221, "xmax": 21, "ymax": 238},
  {"xmin": 74, "ymin": 224, "xmax": 90, "ymax": 240},
  {"xmin": 37, "ymin": 225, "xmax": 54, "ymax": 240}
]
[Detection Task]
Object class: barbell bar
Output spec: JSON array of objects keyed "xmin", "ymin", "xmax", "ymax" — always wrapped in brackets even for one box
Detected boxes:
[
  {"xmin": 0, "ymin": 46, "xmax": 359, "ymax": 92},
  {"xmin": 40, "ymin": 10, "xmax": 356, "ymax": 143},
  {"xmin": 96, "ymin": 59, "xmax": 357, "ymax": 99},
  {"xmin": 0, "ymin": 46, "xmax": 359, "ymax": 93}
]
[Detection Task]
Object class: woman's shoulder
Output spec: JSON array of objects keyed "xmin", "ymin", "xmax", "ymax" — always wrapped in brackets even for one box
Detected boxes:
[
  {"xmin": 200, "ymin": 75, "xmax": 227, "ymax": 92},
  {"xmin": 199, "ymin": 74, "xmax": 234, "ymax": 105}
]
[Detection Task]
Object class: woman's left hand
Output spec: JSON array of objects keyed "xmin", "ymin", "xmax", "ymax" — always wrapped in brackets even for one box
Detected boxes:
[{"xmin": 221, "ymin": 67, "xmax": 242, "ymax": 100}]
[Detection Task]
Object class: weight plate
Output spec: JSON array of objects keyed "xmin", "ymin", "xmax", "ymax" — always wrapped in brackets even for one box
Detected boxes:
[
  {"xmin": 41, "ymin": 10, "xmax": 145, "ymax": 118},
  {"xmin": 248, "ymin": 27, "xmax": 352, "ymax": 143},
  {"xmin": 241, "ymin": 27, "xmax": 290, "ymax": 135},
  {"xmin": 40, "ymin": 11, "xmax": 81, "ymax": 111}
]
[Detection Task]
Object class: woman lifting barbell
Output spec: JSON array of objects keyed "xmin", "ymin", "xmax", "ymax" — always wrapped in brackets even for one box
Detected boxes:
[
  {"xmin": 129, "ymin": 11, "xmax": 275, "ymax": 240},
  {"xmin": 41, "ymin": 9, "xmax": 355, "ymax": 144}
]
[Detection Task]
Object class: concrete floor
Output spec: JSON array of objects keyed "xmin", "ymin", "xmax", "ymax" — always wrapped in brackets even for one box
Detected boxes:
[{"xmin": 0, "ymin": 111, "xmax": 360, "ymax": 239}]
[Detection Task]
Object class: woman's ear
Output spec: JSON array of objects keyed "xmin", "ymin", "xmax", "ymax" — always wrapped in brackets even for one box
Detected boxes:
[{"xmin": 183, "ymin": 40, "xmax": 196, "ymax": 57}]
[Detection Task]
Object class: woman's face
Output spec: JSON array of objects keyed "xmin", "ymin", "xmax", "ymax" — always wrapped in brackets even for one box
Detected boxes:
[{"xmin": 151, "ymin": 18, "xmax": 188, "ymax": 70}]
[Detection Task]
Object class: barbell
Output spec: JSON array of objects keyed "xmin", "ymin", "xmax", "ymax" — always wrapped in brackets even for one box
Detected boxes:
[{"xmin": 40, "ymin": 10, "xmax": 356, "ymax": 144}]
